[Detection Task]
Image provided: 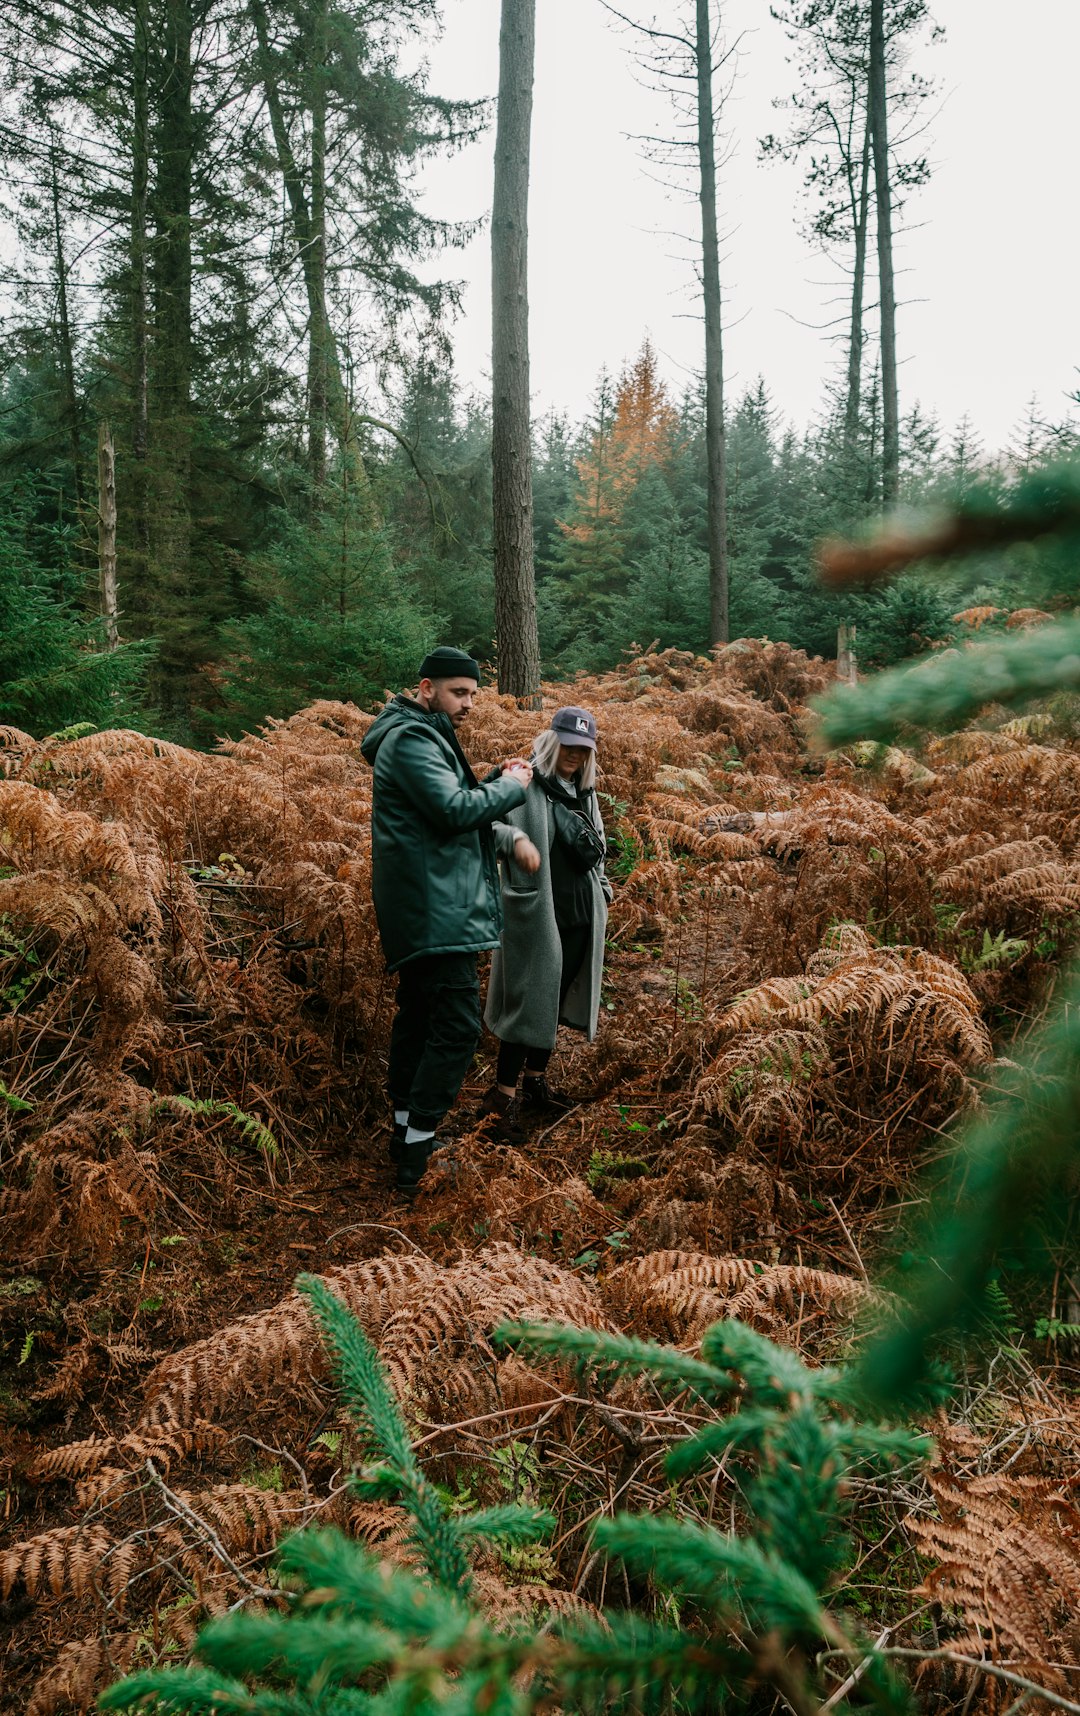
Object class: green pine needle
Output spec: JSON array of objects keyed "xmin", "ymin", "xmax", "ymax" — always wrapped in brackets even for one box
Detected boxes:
[
  {"xmin": 815, "ymin": 612, "xmax": 1080, "ymax": 746},
  {"xmin": 454, "ymin": 1505, "xmax": 556, "ymax": 1547},
  {"xmin": 496, "ymin": 1319, "xmax": 733, "ymax": 1399},
  {"xmin": 699, "ymin": 1319, "xmax": 823, "ymax": 1402},
  {"xmin": 595, "ymin": 1513, "xmax": 825, "ymax": 1637},
  {"xmin": 98, "ymin": 1663, "xmax": 300, "ymax": 1712},
  {"xmin": 195, "ymin": 1612, "xmax": 401, "ymax": 1686}
]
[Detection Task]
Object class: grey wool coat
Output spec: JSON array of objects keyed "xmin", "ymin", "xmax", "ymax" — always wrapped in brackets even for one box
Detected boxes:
[{"xmin": 485, "ymin": 777, "xmax": 611, "ymax": 1049}]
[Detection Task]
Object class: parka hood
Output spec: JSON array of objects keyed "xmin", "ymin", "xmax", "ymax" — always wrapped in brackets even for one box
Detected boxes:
[{"xmin": 361, "ymin": 693, "xmax": 448, "ymax": 766}]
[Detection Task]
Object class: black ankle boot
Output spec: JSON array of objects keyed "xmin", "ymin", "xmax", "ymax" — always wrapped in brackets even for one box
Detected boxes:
[
  {"xmin": 521, "ymin": 1075, "xmax": 573, "ymax": 1114},
  {"xmin": 478, "ymin": 1085, "xmax": 525, "ymax": 1144}
]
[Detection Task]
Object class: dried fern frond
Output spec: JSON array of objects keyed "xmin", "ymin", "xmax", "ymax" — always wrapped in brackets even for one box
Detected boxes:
[
  {"xmin": 643, "ymin": 815, "xmax": 759, "ymax": 862},
  {"xmin": 726, "ymin": 1265, "xmax": 879, "ymax": 1328},
  {"xmin": 957, "ymin": 743, "xmax": 1080, "ymax": 797},
  {"xmin": 936, "ymin": 838, "xmax": 1061, "ymax": 894},
  {"xmin": 603, "ymin": 1251, "xmax": 759, "ymax": 1340},
  {"xmin": 30, "ymin": 1421, "xmax": 226, "ymax": 1484},
  {"xmin": 1, "ymin": 1522, "xmax": 113, "ymax": 1601},
  {"xmin": 143, "ymin": 1253, "xmax": 436, "ymax": 1426},
  {"xmin": 693, "ymin": 1026, "xmax": 829, "ymax": 1151},
  {"xmin": 718, "ymin": 978, "xmax": 812, "ymax": 1033},
  {"xmin": 378, "ymin": 1243, "xmax": 610, "ymax": 1416},
  {"xmin": 909, "ymin": 1473, "xmax": 1080, "ymax": 1698},
  {"xmin": 27, "ymin": 1634, "xmax": 138, "ymax": 1716}
]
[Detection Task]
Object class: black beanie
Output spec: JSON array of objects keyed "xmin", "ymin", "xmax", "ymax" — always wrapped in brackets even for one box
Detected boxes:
[{"xmin": 419, "ymin": 645, "xmax": 481, "ymax": 683}]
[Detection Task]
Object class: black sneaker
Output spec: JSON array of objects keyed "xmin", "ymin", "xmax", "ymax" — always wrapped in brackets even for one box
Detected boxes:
[
  {"xmin": 389, "ymin": 1122, "xmax": 407, "ymax": 1166},
  {"xmin": 477, "ymin": 1085, "xmax": 526, "ymax": 1145},
  {"xmin": 521, "ymin": 1075, "xmax": 574, "ymax": 1114}
]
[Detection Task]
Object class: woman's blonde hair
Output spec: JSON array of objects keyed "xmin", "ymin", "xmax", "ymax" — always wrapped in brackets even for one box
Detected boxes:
[{"xmin": 531, "ymin": 725, "xmax": 598, "ymax": 790}]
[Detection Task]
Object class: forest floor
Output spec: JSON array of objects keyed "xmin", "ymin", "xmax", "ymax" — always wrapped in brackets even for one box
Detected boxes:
[{"xmin": 2, "ymin": 640, "xmax": 1079, "ymax": 1714}]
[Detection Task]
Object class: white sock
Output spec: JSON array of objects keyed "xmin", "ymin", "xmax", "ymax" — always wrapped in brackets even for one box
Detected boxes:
[
  {"xmin": 394, "ymin": 1110, "xmax": 409, "ymax": 1128},
  {"xmin": 404, "ymin": 1126, "xmax": 436, "ymax": 1145}
]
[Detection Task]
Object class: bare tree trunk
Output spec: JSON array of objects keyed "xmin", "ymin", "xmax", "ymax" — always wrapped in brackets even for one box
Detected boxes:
[
  {"xmin": 307, "ymin": 0, "xmax": 329, "ymax": 495},
  {"xmin": 836, "ymin": 623, "xmax": 857, "ymax": 686},
  {"xmin": 869, "ymin": 0, "xmax": 899, "ymax": 504},
  {"xmin": 130, "ymin": 0, "xmax": 150, "ymax": 575},
  {"xmin": 97, "ymin": 421, "xmax": 119, "ymax": 650},
  {"xmin": 843, "ymin": 109, "xmax": 871, "ymax": 457},
  {"xmin": 247, "ymin": 0, "xmax": 380, "ymax": 523},
  {"xmin": 491, "ymin": 0, "xmax": 541, "ymax": 705},
  {"xmin": 49, "ymin": 144, "xmax": 85, "ymax": 527},
  {"xmin": 696, "ymin": 0, "xmax": 728, "ymax": 646},
  {"xmin": 150, "ymin": 0, "xmax": 194, "ymax": 723}
]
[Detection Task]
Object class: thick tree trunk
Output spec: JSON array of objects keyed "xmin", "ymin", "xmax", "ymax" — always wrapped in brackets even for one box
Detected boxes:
[
  {"xmin": 696, "ymin": 0, "xmax": 728, "ymax": 647},
  {"xmin": 491, "ymin": 0, "xmax": 541, "ymax": 705},
  {"xmin": 97, "ymin": 420, "xmax": 119, "ymax": 650},
  {"xmin": 869, "ymin": 0, "xmax": 899, "ymax": 505},
  {"xmin": 843, "ymin": 109, "xmax": 871, "ymax": 457}
]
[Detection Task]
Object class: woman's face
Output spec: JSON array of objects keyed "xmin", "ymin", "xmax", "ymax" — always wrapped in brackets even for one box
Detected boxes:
[{"xmin": 555, "ymin": 743, "xmax": 591, "ymax": 778}]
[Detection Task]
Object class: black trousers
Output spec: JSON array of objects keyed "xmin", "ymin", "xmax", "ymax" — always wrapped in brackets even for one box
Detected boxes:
[
  {"xmin": 495, "ymin": 920, "xmax": 591, "ymax": 1089},
  {"xmin": 387, "ymin": 951, "xmax": 481, "ymax": 1133}
]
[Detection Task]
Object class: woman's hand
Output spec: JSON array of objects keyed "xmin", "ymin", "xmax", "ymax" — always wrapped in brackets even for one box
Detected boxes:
[{"xmin": 511, "ymin": 835, "xmax": 542, "ymax": 873}]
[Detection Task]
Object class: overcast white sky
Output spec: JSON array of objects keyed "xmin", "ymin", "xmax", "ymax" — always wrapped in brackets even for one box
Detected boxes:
[{"xmin": 414, "ymin": 0, "xmax": 1078, "ymax": 454}]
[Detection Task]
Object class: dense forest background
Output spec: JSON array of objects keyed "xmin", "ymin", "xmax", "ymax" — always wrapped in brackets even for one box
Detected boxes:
[{"xmin": 1, "ymin": 0, "xmax": 1078, "ymax": 746}]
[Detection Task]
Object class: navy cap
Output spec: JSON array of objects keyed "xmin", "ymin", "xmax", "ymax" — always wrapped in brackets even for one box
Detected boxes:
[{"xmin": 550, "ymin": 705, "xmax": 597, "ymax": 750}]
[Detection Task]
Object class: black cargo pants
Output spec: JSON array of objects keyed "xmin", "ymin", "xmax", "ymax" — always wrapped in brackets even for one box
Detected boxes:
[{"xmin": 387, "ymin": 951, "xmax": 481, "ymax": 1134}]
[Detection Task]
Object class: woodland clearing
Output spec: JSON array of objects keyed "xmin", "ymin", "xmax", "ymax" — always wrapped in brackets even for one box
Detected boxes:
[{"xmin": 2, "ymin": 638, "xmax": 1080, "ymax": 1714}]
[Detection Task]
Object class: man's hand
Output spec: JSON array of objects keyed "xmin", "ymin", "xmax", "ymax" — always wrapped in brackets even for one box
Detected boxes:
[
  {"xmin": 503, "ymin": 757, "xmax": 533, "ymax": 788},
  {"xmin": 511, "ymin": 835, "xmax": 541, "ymax": 873}
]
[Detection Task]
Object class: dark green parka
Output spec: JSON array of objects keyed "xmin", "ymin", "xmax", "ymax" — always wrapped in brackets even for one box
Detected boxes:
[{"xmin": 360, "ymin": 695, "xmax": 526, "ymax": 972}]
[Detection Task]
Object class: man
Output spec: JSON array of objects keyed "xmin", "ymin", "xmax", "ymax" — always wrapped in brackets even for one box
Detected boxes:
[{"xmin": 361, "ymin": 646, "xmax": 537, "ymax": 1193}]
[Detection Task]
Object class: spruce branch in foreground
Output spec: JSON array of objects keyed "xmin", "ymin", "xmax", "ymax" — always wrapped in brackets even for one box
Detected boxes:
[
  {"xmin": 817, "ymin": 460, "xmax": 1080, "ymax": 587},
  {"xmin": 815, "ymin": 611, "xmax": 1080, "ymax": 745},
  {"xmin": 814, "ymin": 457, "xmax": 1080, "ymax": 744},
  {"xmin": 102, "ymin": 1296, "xmax": 927, "ymax": 1715}
]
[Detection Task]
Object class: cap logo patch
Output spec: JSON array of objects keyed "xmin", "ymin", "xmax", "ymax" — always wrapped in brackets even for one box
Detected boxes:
[{"xmin": 575, "ymin": 717, "xmax": 589, "ymax": 732}]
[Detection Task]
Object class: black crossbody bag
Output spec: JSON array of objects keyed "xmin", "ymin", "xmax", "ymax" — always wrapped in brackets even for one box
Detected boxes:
[{"xmin": 537, "ymin": 776, "xmax": 606, "ymax": 874}]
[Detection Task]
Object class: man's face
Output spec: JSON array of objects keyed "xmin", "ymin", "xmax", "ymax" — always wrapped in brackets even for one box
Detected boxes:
[{"xmin": 419, "ymin": 676, "xmax": 478, "ymax": 727}]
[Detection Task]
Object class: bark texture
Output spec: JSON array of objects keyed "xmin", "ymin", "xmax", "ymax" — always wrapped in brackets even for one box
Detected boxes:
[
  {"xmin": 696, "ymin": 0, "xmax": 729, "ymax": 647},
  {"xmin": 491, "ymin": 0, "xmax": 541, "ymax": 705},
  {"xmin": 869, "ymin": 0, "xmax": 899, "ymax": 504},
  {"xmin": 97, "ymin": 420, "xmax": 119, "ymax": 650},
  {"xmin": 844, "ymin": 110, "xmax": 872, "ymax": 457}
]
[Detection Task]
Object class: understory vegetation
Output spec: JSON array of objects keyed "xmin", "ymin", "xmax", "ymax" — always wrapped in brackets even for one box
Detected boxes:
[{"xmin": 2, "ymin": 627, "xmax": 1080, "ymax": 1712}]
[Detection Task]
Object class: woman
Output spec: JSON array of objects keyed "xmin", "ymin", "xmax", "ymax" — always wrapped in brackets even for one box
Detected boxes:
[{"xmin": 482, "ymin": 705, "xmax": 611, "ymax": 1137}]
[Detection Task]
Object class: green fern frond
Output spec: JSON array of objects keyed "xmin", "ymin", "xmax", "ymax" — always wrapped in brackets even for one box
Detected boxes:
[{"xmin": 151, "ymin": 1094, "xmax": 280, "ymax": 1161}]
